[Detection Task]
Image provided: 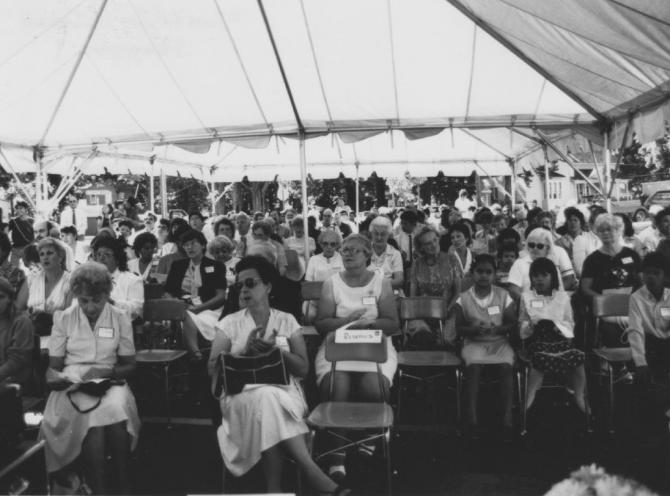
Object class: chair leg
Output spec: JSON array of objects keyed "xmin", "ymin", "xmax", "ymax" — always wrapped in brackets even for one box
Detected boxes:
[
  {"xmin": 384, "ymin": 428, "xmax": 393, "ymax": 496},
  {"xmin": 521, "ymin": 367, "xmax": 529, "ymax": 436},
  {"xmin": 607, "ymin": 362, "xmax": 615, "ymax": 435},
  {"xmin": 164, "ymin": 364, "xmax": 172, "ymax": 428},
  {"xmin": 455, "ymin": 369, "xmax": 462, "ymax": 433},
  {"xmin": 397, "ymin": 369, "xmax": 403, "ymax": 426}
]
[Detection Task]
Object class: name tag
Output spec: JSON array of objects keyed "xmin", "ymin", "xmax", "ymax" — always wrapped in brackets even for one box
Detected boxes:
[
  {"xmin": 335, "ymin": 329, "xmax": 383, "ymax": 344},
  {"xmin": 192, "ymin": 296, "xmax": 203, "ymax": 306},
  {"xmin": 530, "ymin": 300, "xmax": 544, "ymax": 309},
  {"xmin": 205, "ymin": 266, "xmax": 214, "ymax": 273},
  {"xmin": 621, "ymin": 257, "xmax": 633, "ymax": 264},
  {"xmin": 362, "ymin": 296, "xmax": 376, "ymax": 306},
  {"xmin": 98, "ymin": 327, "xmax": 114, "ymax": 339},
  {"xmin": 487, "ymin": 305, "xmax": 501, "ymax": 316},
  {"xmin": 276, "ymin": 336, "xmax": 289, "ymax": 348},
  {"xmin": 661, "ymin": 307, "xmax": 670, "ymax": 319}
]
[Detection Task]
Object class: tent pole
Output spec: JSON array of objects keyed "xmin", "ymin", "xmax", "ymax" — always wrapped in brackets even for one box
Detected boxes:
[
  {"xmin": 299, "ymin": 135, "xmax": 310, "ymax": 266},
  {"xmin": 588, "ymin": 140, "xmax": 605, "ymax": 197},
  {"xmin": 160, "ymin": 167, "xmax": 168, "ymax": 217},
  {"xmin": 604, "ymin": 131, "xmax": 612, "ymax": 213},
  {"xmin": 510, "ymin": 159, "xmax": 516, "ymax": 207},
  {"xmin": 355, "ymin": 163, "xmax": 360, "ymax": 225},
  {"xmin": 0, "ymin": 148, "xmax": 37, "ymax": 211},
  {"xmin": 543, "ymin": 148, "xmax": 550, "ymax": 210},
  {"xmin": 149, "ymin": 157, "xmax": 155, "ymax": 214}
]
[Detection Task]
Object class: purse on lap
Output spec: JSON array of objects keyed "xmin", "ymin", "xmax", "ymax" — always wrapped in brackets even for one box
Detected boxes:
[
  {"xmin": 67, "ymin": 379, "xmax": 126, "ymax": 413},
  {"xmin": 212, "ymin": 347, "xmax": 289, "ymax": 397}
]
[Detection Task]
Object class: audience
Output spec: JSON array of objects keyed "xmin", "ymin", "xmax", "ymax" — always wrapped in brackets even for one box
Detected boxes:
[
  {"xmin": 128, "ymin": 232, "xmax": 158, "ymax": 281},
  {"xmin": 0, "ymin": 277, "xmax": 34, "ymax": 387}
]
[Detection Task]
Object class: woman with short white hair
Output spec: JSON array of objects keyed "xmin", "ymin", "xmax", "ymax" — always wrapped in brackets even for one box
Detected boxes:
[
  {"xmin": 507, "ymin": 227, "xmax": 575, "ymax": 300},
  {"xmin": 368, "ymin": 216, "xmax": 404, "ymax": 291}
]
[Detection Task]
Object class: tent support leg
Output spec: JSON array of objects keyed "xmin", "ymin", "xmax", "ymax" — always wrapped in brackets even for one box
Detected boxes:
[
  {"xmin": 160, "ymin": 167, "xmax": 168, "ymax": 218},
  {"xmin": 150, "ymin": 158, "xmax": 155, "ymax": 214},
  {"xmin": 355, "ymin": 163, "xmax": 360, "ymax": 225},
  {"xmin": 604, "ymin": 131, "xmax": 611, "ymax": 213}
]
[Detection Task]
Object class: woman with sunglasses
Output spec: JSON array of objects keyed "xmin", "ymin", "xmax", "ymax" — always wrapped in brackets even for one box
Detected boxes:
[
  {"xmin": 208, "ymin": 256, "xmax": 346, "ymax": 495},
  {"xmin": 314, "ymin": 234, "xmax": 399, "ymax": 482},
  {"xmin": 507, "ymin": 227, "xmax": 576, "ymax": 301},
  {"xmin": 165, "ymin": 229, "xmax": 227, "ymax": 360}
]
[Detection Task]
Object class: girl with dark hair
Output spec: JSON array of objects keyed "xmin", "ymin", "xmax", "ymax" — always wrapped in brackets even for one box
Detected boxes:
[
  {"xmin": 94, "ymin": 237, "xmax": 144, "ymax": 320},
  {"xmin": 519, "ymin": 257, "xmax": 586, "ymax": 412},
  {"xmin": 447, "ymin": 222, "xmax": 474, "ymax": 277},
  {"xmin": 455, "ymin": 254, "xmax": 516, "ymax": 440},
  {"xmin": 128, "ymin": 232, "xmax": 158, "ymax": 281}
]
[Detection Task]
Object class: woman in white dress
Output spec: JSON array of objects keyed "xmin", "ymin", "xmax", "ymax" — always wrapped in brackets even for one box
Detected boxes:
[
  {"xmin": 368, "ymin": 216, "xmax": 404, "ymax": 291},
  {"xmin": 314, "ymin": 234, "xmax": 399, "ymax": 481},
  {"xmin": 209, "ymin": 255, "xmax": 345, "ymax": 494},
  {"xmin": 40, "ymin": 262, "xmax": 139, "ymax": 494},
  {"xmin": 16, "ymin": 237, "xmax": 72, "ymax": 335},
  {"xmin": 127, "ymin": 232, "xmax": 159, "ymax": 282}
]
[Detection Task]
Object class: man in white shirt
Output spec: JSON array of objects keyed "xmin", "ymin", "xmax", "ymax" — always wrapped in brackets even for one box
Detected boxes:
[
  {"xmin": 571, "ymin": 206, "xmax": 606, "ymax": 278},
  {"xmin": 59, "ymin": 195, "xmax": 88, "ymax": 239},
  {"xmin": 393, "ymin": 209, "xmax": 422, "ymax": 268}
]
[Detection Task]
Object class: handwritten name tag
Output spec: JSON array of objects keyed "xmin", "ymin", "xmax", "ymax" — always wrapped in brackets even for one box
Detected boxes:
[
  {"xmin": 661, "ymin": 307, "xmax": 670, "ymax": 319},
  {"xmin": 276, "ymin": 336, "xmax": 289, "ymax": 347},
  {"xmin": 362, "ymin": 296, "xmax": 376, "ymax": 306},
  {"xmin": 205, "ymin": 266, "xmax": 214, "ymax": 273},
  {"xmin": 487, "ymin": 305, "xmax": 501, "ymax": 316},
  {"xmin": 621, "ymin": 257, "xmax": 633, "ymax": 265},
  {"xmin": 98, "ymin": 327, "xmax": 114, "ymax": 339},
  {"xmin": 335, "ymin": 329, "xmax": 383, "ymax": 344},
  {"xmin": 530, "ymin": 300, "xmax": 544, "ymax": 309}
]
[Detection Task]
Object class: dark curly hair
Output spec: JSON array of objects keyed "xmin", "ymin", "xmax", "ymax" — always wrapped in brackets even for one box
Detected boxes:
[
  {"xmin": 132, "ymin": 232, "xmax": 158, "ymax": 257},
  {"xmin": 93, "ymin": 236, "xmax": 129, "ymax": 271},
  {"xmin": 235, "ymin": 255, "xmax": 279, "ymax": 287}
]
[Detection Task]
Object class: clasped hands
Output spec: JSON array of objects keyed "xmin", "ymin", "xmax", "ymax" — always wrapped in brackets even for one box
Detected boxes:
[{"xmin": 244, "ymin": 327, "xmax": 279, "ymax": 356}]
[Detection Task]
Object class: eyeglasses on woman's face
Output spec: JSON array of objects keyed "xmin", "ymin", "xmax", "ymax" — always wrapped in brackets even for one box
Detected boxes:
[
  {"xmin": 341, "ymin": 245, "xmax": 364, "ymax": 256},
  {"xmin": 233, "ymin": 277, "xmax": 263, "ymax": 292},
  {"xmin": 321, "ymin": 241, "xmax": 339, "ymax": 248},
  {"xmin": 527, "ymin": 242, "xmax": 546, "ymax": 250}
]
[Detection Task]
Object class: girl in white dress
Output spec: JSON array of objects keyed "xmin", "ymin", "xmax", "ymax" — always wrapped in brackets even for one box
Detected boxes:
[
  {"xmin": 209, "ymin": 255, "xmax": 345, "ymax": 494},
  {"xmin": 314, "ymin": 234, "xmax": 399, "ymax": 481}
]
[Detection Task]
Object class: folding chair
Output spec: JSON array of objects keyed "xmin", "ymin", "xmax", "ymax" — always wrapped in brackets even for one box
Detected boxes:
[
  {"xmin": 591, "ymin": 293, "xmax": 632, "ymax": 434},
  {"xmin": 306, "ymin": 331, "xmax": 394, "ymax": 495},
  {"xmin": 284, "ymin": 249, "xmax": 303, "ymax": 282},
  {"xmin": 143, "ymin": 282, "xmax": 165, "ymax": 300},
  {"xmin": 397, "ymin": 297, "xmax": 462, "ymax": 430},
  {"xmin": 300, "ymin": 280, "xmax": 324, "ymax": 337},
  {"xmin": 135, "ymin": 298, "xmax": 188, "ymax": 425}
]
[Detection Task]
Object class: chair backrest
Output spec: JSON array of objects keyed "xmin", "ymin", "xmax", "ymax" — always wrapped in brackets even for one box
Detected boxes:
[
  {"xmin": 143, "ymin": 298, "xmax": 187, "ymax": 322},
  {"xmin": 399, "ymin": 297, "xmax": 448, "ymax": 321},
  {"xmin": 591, "ymin": 294, "xmax": 630, "ymax": 318},
  {"xmin": 301, "ymin": 280, "xmax": 324, "ymax": 301},
  {"xmin": 324, "ymin": 331, "xmax": 388, "ymax": 363},
  {"xmin": 144, "ymin": 282, "xmax": 165, "ymax": 300},
  {"xmin": 284, "ymin": 249, "xmax": 302, "ymax": 281}
]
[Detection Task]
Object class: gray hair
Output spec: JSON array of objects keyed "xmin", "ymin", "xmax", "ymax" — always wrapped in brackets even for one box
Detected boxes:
[
  {"xmin": 208, "ymin": 235, "xmax": 235, "ymax": 254},
  {"xmin": 318, "ymin": 229, "xmax": 343, "ymax": 246},
  {"xmin": 593, "ymin": 213, "xmax": 624, "ymax": 235},
  {"xmin": 70, "ymin": 262, "xmax": 113, "ymax": 297},
  {"xmin": 369, "ymin": 215, "xmax": 393, "ymax": 233},
  {"xmin": 247, "ymin": 241, "xmax": 278, "ymax": 266},
  {"xmin": 414, "ymin": 225, "xmax": 440, "ymax": 254},
  {"xmin": 342, "ymin": 233, "xmax": 372, "ymax": 259}
]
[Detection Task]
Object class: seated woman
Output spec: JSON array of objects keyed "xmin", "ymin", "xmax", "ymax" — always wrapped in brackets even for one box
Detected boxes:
[
  {"xmin": 208, "ymin": 235, "xmax": 240, "ymax": 288},
  {"xmin": 128, "ymin": 232, "xmax": 158, "ymax": 282},
  {"xmin": 165, "ymin": 229, "xmax": 227, "ymax": 359},
  {"xmin": 283, "ymin": 216, "xmax": 316, "ymax": 281},
  {"xmin": 455, "ymin": 255, "xmax": 516, "ymax": 441},
  {"xmin": 93, "ymin": 237, "xmax": 144, "ymax": 321},
  {"xmin": 408, "ymin": 225, "xmax": 461, "ymax": 347},
  {"xmin": 16, "ymin": 237, "xmax": 73, "ymax": 336},
  {"xmin": 208, "ymin": 256, "xmax": 345, "ymax": 495},
  {"xmin": 0, "ymin": 232, "xmax": 25, "ymax": 293},
  {"xmin": 314, "ymin": 234, "xmax": 399, "ymax": 481},
  {"xmin": 519, "ymin": 258, "xmax": 586, "ymax": 412},
  {"xmin": 448, "ymin": 222, "xmax": 475, "ymax": 280},
  {"xmin": 368, "ymin": 216, "xmax": 404, "ymax": 293},
  {"xmin": 0, "ymin": 277, "xmax": 34, "ymax": 387},
  {"xmin": 40, "ymin": 262, "xmax": 139, "ymax": 494},
  {"xmin": 304, "ymin": 230, "xmax": 345, "ymax": 322},
  {"xmin": 507, "ymin": 227, "xmax": 576, "ymax": 300},
  {"xmin": 251, "ymin": 220, "xmax": 288, "ymax": 277}
]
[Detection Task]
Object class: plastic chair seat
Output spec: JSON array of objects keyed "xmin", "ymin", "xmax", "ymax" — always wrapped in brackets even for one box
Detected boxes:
[
  {"xmin": 592, "ymin": 347, "xmax": 632, "ymax": 363},
  {"xmin": 136, "ymin": 349, "xmax": 187, "ymax": 363},
  {"xmin": 398, "ymin": 350, "xmax": 461, "ymax": 367},
  {"xmin": 307, "ymin": 401, "xmax": 394, "ymax": 430}
]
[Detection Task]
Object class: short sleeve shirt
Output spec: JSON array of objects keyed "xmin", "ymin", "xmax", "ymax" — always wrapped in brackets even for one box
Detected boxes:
[
  {"xmin": 216, "ymin": 308, "xmax": 301, "ymax": 355},
  {"xmin": 581, "ymin": 247, "xmax": 641, "ymax": 294},
  {"xmin": 369, "ymin": 245, "xmax": 403, "ymax": 280},
  {"xmin": 49, "ymin": 303, "xmax": 135, "ymax": 366}
]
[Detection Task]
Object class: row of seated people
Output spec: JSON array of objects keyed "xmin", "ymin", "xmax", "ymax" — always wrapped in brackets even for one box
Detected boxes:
[{"xmin": 3, "ymin": 212, "xmax": 668, "ymax": 492}]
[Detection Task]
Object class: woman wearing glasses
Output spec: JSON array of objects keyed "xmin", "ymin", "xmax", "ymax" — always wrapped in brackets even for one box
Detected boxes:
[
  {"xmin": 304, "ymin": 230, "xmax": 344, "ymax": 322},
  {"xmin": 314, "ymin": 234, "xmax": 399, "ymax": 482},
  {"xmin": 507, "ymin": 227, "xmax": 576, "ymax": 301},
  {"xmin": 208, "ymin": 256, "xmax": 346, "ymax": 495}
]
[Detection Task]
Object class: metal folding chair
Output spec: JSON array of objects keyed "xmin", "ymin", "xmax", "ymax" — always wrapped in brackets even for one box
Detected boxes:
[
  {"xmin": 300, "ymin": 280, "xmax": 324, "ymax": 337},
  {"xmin": 306, "ymin": 331, "xmax": 394, "ymax": 495},
  {"xmin": 135, "ymin": 298, "xmax": 188, "ymax": 425},
  {"xmin": 591, "ymin": 293, "xmax": 632, "ymax": 434},
  {"xmin": 397, "ymin": 297, "xmax": 462, "ymax": 430}
]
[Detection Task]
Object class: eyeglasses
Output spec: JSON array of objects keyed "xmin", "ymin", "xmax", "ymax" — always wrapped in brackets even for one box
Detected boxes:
[
  {"xmin": 341, "ymin": 246, "xmax": 364, "ymax": 256},
  {"xmin": 321, "ymin": 242, "xmax": 339, "ymax": 247},
  {"xmin": 527, "ymin": 242, "xmax": 546, "ymax": 250},
  {"xmin": 233, "ymin": 278, "xmax": 263, "ymax": 291}
]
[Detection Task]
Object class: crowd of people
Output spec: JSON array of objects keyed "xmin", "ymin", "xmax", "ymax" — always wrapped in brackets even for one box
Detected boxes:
[{"xmin": 1, "ymin": 189, "xmax": 670, "ymax": 494}]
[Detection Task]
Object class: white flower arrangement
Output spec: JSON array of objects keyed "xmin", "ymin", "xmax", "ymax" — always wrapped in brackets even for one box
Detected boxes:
[{"xmin": 544, "ymin": 465, "xmax": 658, "ymax": 496}]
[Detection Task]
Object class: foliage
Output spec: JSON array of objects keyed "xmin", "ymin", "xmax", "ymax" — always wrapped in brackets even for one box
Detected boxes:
[{"xmin": 415, "ymin": 171, "xmax": 473, "ymax": 205}]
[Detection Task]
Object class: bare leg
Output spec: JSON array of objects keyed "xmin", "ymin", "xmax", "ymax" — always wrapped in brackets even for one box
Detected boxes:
[
  {"xmin": 319, "ymin": 372, "xmax": 352, "ymax": 470},
  {"xmin": 569, "ymin": 365, "xmax": 587, "ymax": 412},
  {"xmin": 280, "ymin": 435, "xmax": 338, "ymax": 493},
  {"xmin": 105, "ymin": 421, "xmax": 131, "ymax": 494},
  {"xmin": 499, "ymin": 364, "xmax": 514, "ymax": 427},
  {"xmin": 525, "ymin": 368, "xmax": 544, "ymax": 410},
  {"xmin": 357, "ymin": 372, "xmax": 390, "ymax": 402},
  {"xmin": 183, "ymin": 314, "xmax": 201, "ymax": 356},
  {"xmin": 464, "ymin": 365, "xmax": 481, "ymax": 426},
  {"xmin": 80, "ymin": 426, "xmax": 106, "ymax": 494},
  {"xmin": 261, "ymin": 444, "xmax": 284, "ymax": 493}
]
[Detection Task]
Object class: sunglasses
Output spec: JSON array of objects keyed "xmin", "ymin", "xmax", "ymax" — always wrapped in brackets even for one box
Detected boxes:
[
  {"xmin": 527, "ymin": 242, "xmax": 546, "ymax": 250},
  {"xmin": 233, "ymin": 277, "xmax": 263, "ymax": 291}
]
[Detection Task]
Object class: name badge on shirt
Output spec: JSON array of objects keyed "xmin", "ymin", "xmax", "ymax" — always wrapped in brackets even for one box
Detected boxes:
[
  {"xmin": 205, "ymin": 266, "xmax": 214, "ymax": 273},
  {"xmin": 530, "ymin": 300, "xmax": 544, "ymax": 309},
  {"xmin": 362, "ymin": 296, "xmax": 376, "ymax": 306},
  {"xmin": 621, "ymin": 257, "xmax": 633, "ymax": 265},
  {"xmin": 276, "ymin": 336, "xmax": 289, "ymax": 348},
  {"xmin": 487, "ymin": 305, "xmax": 501, "ymax": 316},
  {"xmin": 661, "ymin": 307, "xmax": 670, "ymax": 319},
  {"xmin": 98, "ymin": 327, "xmax": 114, "ymax": 339}
]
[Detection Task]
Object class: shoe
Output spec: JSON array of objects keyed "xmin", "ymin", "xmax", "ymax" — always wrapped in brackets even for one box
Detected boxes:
[
  {"xmin": 328, "ymin": 464, "xmax": 346, "ymax": 484},
  {"xmin": 357, "ymin": 442, "xmax": 376, "ymax": 457}
]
